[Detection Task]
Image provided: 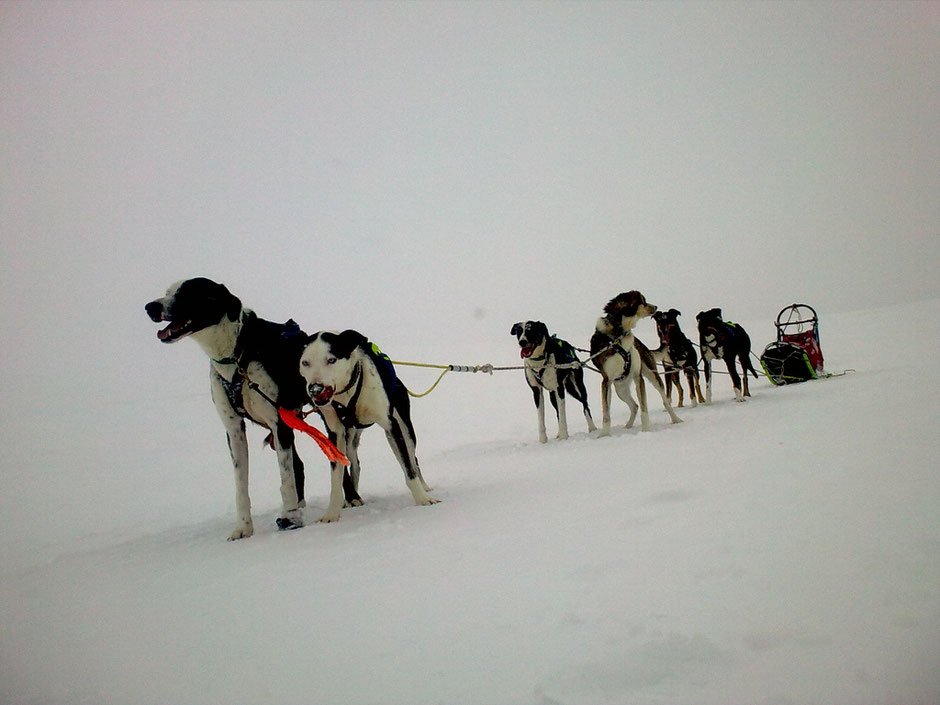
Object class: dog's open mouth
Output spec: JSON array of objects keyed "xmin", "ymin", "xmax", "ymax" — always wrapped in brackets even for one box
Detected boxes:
[
  {"xmin": 312, "ymin": 385, "xmax": 335, "ymax": 406},
  {"xmin": 520, "ymin": 344, "xmax": 536, "ymax": 359},
  {"xmin": 157, "ymin": 320, "xmax": 194, "ymax": 343}
]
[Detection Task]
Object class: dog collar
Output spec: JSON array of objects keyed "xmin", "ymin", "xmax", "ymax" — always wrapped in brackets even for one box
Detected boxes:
[
  {"xmin": 334, "ymin": 362, "xmax": 362, "ymax": 398},
  {"xmin": 210, "ymin": 316, "xmax": 246, "ymax": 367}
]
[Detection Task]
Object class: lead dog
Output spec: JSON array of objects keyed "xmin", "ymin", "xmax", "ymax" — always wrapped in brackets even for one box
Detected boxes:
[
  {"xmin": 590, "ymin": 291, "xmax": 682, "ymax": 436},
  {"xmin": 299, "ymin": 330, "xmax": 438, "ymax": 523},
  {"xmin": 145, "ymin": 277, "xmax": 359, "ymax": 540},
  {"xmin": 651, "ymin": 308, "xmax": 705, "ymax": 408},
  {"xmin": 511, "ymin": 321, "xmax": 596, "ymax": 443},
  {"xmin": 696, "ymin": 308, "xmax": 759, "ymax": 403}
]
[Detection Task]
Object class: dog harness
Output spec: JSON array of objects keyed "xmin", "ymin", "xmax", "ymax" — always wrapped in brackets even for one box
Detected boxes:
[
  {"xmin": 702, "ymin": 321, "xmax": 739, "ymax": 358},
  {"xmin": 328, "ymin": 342, "xmax": 400, "ymax": 429},
  {"xmin": 329, "ymin": 362, "xmax": 368, "ymax": 429},
  {"xmin": 211, "ymin": 316, "xmax": 300, "ymax": 417},
  {"xmin": 612, "ymin": 341, "xmax": 632, "ymax": 380},
  {"xmin": 217, "ymin": 372, "xmax": 249, "ymax": 418},
  {"xmin": 528, "ymin": 336, "xmax": 582, "ymax": 389},
  {"xmin": 208, "ymin": 314, "xmax": 348, "ymax": 464}
]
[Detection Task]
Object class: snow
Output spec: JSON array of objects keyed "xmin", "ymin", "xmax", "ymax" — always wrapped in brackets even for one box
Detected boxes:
[{"xmin": 1, "ymin": 299, "xmax": 938, "ymax": 705}]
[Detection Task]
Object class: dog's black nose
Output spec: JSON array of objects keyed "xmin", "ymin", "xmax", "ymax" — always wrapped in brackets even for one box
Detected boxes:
[{"xmin": 145, "ymin": 301, "xmax": 164, "ymax": 322}]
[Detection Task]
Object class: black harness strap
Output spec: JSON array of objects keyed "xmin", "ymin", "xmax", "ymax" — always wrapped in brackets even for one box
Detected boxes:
[
  {"xmin": 217, "ymin": 372, "xmax": 248, "ymax": 417},
  {"xmin": 331, "ymin": 363, "xmax": 370, "ymax": 429},
  {"xmin": 613, "ymin": 341, "xmax": 632, "ymax": 381}
]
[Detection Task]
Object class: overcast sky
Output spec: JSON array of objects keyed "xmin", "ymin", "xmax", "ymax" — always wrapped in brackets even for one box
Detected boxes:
[{"xmin": 1, "ymin": 1, "xmax": 937, "ymax": 410}]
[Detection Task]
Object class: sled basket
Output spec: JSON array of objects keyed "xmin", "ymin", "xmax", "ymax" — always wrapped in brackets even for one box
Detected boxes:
[
  {"xmin": 760, "ymin": 341, "xmax": 817, "ymax": 385},
  {"xmin": 773, "ymin": 303, "xmax": 824, "ymax": 374}
]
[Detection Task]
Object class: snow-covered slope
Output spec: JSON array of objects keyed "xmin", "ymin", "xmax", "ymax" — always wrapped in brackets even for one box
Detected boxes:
[{"xmin": 1, "ymin": 300, "xmax": 938, "ymax": 705}]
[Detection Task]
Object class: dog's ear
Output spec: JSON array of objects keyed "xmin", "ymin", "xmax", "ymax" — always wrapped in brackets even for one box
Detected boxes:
[
  {"xmin": 696, "ymin": 311, "xmax": 705, "ymax": 322},
  {"xmin": 204, "ymin": 281, "xmax": 242, "ymax": 322},
  {"xmin": 192, "ymin": 279, "xmax": 241, "ymax": 322},
  {"xmin": 511, "ymin": 322, "xmax": 523, "ymax": 336},
  {"xmin": 712, "ymin": 308, "xmax": 722, "ymax": 319},
  {"xmin": 226, "ymin": 294, "xmax": 242, "ymax": 322},
  {"xmin": 534, "ymin": 321, "xmax": 549, "ymax": 336},
  {"xmin": 671, "ymin": 309, "xmax": 681, "ymax": 317},
  {"xmin": 334, "ymin": 329, "xmax": 368, "ymax": 358}
]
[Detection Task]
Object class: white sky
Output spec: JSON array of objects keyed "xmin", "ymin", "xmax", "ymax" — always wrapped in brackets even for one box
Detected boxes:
[{"xmin": 1, "ymin": 1, "xmax": 937, "ymax": 406}]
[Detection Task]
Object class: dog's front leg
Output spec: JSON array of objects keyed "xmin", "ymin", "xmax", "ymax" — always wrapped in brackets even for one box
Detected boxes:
[
  {"xmin": 318, "ymin": 415, "xmax": 348, "ymax": 523},
  {"xmin": 685, "ymin": 368, "xmax": 700, "ymax": 407},
  {"xmin": 344, "ymin": 428, "xmax": 364, "ymax": 507},
  {"xmin": 672, "ymin": 371, "xmax": 685, "ymax": 408},
  {"xmin": 224, "ymin": 420, "xmax": 253, "ymax": 540},
  {"xmin": 211, "ymin": 374, "xmax": 254, "ymax": 540},
  {"xmin": 319, "ymin": 461, "xmax": 347, "ymax": 523},
  {"xmin": 532, "ymin": 384, "xmax": 548, "ymax": 443},
  {"xmin": 273, "ymin": 421, "xmax": 303, "ymax": 531}
]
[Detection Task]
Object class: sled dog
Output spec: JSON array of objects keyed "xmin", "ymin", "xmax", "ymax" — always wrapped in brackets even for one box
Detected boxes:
[
  {"xmin": 299, "ymin": 330, "xmax": 438, "ymax": 523},
  {"xmin": 146, "ymin": 277, "xmax": 358, "ymax": 540},
  {"xmin": 511, "ymin": 321, "xmax": 596, "ymax": 443},
  {"xmin": 590, "ymin": 291, "xmax": 682, "ymax": 436},
  {"xmin": 696, "ymin": 308, "xmax": 760, "ymax": 402},
  {"xmin": 651, "ymin": 308, "xmax": 705, "ymax": 408}
]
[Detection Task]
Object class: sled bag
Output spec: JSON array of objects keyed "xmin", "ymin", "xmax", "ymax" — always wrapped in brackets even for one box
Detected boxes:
[{"xmin": 760, "ymin": 342, "xmax": 817, "ymax": 385}]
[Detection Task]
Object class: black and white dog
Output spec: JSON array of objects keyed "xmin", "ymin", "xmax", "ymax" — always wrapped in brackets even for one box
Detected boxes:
[
  {"xmin": 651, "ymin": 309, "xmax": 705, "ymax": 408},
  {"xmin": 145, "ymin": 277, "xmax": 359, "ymax": 540},
  {"xmin": 299, "ymin": 330, "xmax": 438, "ymax": 524},
  {"xmin": 696, "ymin": 308, "xmax": 760, "ymax": 403},
  {"xmin": 511, "ymin": 321, "xmax": 596, "ymax": 443},
  {"xmin": 590, "ymin": 291, "xmax": 682, "ymax": 436}
]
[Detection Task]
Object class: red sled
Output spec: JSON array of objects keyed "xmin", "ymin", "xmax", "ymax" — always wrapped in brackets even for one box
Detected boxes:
[{"xmin": 760, "ymin": 304, "xmax": 825, "ymax": 385}]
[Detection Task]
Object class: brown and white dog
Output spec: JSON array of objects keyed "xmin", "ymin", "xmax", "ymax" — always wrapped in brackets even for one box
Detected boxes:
[
  {"xmin": 590, "ymin": 291, "xmax": 682, "ymax": 436},
  {"xmin": 651, "ymin": 308, "xmax": 705, "ymax": 408}
]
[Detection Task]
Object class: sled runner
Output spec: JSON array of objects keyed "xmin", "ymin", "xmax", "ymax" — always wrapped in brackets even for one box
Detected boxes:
[{"xmin": 760, "ymin": 304, "xmax": 824, "ymax": 385}]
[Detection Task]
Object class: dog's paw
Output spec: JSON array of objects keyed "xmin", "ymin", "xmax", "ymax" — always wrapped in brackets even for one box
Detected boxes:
[
  {"xmin": 556, "ymin": 431, "xmax": 569, "ymax": 440},
  {"xmin": 538, "ymin": 434, "xmax": 548, "ymax": 444},
  {"xmin": 417, "ymin": 496, "xmax": 441, "ymax": 506},
  {"xmin": 276, "ymin": 516, "xmax": 303, "ymax": 531},
  {"xmin": 345, "ymin": 498, "xmax": 364, "ymax": 508},
  {"xmin": 597, "ymin": 428, "xmax": 611, "ymax": 438},
  {"xmin": 228, "ymin": 521, "xmax": 254, "ymax": 541},
  {"xmin": 317, "ymin": 511, "xmax": 341, "ymax": 523}
]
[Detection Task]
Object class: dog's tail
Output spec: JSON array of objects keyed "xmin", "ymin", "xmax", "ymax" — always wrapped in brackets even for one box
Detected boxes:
[{"xmin": 745, "ymin": 352, "xmax": 760, "ymax": 379}]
